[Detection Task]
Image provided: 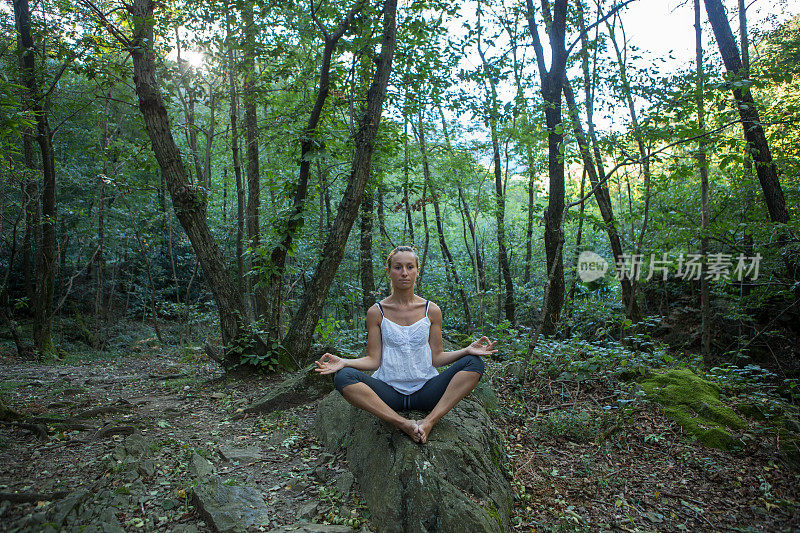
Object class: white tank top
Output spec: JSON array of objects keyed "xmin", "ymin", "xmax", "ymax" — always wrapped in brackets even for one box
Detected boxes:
[{"xmin": 371, "ymin": 300, "xmax": 439, "ymax": 394}]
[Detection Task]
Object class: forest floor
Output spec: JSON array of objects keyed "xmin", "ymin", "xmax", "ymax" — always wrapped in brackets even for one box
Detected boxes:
[{"xmin": 0, "ymin": 320, "xmax": 798, "ymax": 532}]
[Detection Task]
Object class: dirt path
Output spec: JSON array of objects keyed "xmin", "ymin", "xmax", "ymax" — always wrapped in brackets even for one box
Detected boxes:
[{"xmin": 0, "ymin": 349, "xmax": 368, "ymax": 531}]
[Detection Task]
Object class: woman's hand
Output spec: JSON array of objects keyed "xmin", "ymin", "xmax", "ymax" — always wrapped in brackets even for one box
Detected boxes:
[
  {"xmin": 314, "ymin": 352, "xmax": 346, "ymax": 375},
  {"xmin": 465, "ymin": 336, "xmax": 497, "ymax": 357}
]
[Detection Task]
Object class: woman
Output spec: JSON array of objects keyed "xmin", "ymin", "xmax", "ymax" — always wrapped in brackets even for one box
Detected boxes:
[{"xmin": 315, "ymin": 246, "xmax": 497, "ymax": 443}]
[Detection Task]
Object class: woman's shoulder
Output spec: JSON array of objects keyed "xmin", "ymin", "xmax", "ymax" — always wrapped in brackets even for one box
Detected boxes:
[{"xmin": 366, "ymin": 303, "xmax": 382, "ymax": 323}]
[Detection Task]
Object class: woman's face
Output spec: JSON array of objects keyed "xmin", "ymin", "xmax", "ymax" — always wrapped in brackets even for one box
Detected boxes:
[{"xmin": 387, "ymin": 251, "xmax": 419, "ymax": 290}]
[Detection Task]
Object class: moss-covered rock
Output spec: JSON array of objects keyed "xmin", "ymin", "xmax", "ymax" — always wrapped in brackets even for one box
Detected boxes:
[
  {"xmin": 642, "ymin": 368, "xmax": 745, "ymax": 450},
  {"xmin": 245, "ymin": 364, "xmax": 334, "ymax": 414},
  {"xmin": 777, "ymin": 429, "xmax": 800, "ymax": 470},
  {"xmin": 313, "ymin": 393, "xmax": 512, "ymax": 533}
]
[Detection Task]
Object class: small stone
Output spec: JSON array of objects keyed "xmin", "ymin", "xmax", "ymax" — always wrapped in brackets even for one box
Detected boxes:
[
  {"xmin": 189, "ymin": 453, "xmax": 216, "ymax": 479},
  {"xmin": 312, "ymin": 466, "xmax": 333, "ymax": 482},
  {"xmin": 334, "ymin": 471, "xmax": 354, "ymax": 498},
  {"xmin": 218, "ymin": 444, "xmax": 262, "ymax": 463},
  {"xmin": 297, "ymin": 500, "xmax": 319, "ymax": 520},
  {"xmin": 290, "ymin": 479, "xmax": 310, "ymax": 492}
]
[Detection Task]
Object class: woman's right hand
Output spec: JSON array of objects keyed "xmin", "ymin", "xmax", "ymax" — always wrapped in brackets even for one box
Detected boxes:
[{"xmin": 314, "ymin": 352, "xmax": 345, "ymax": 375}]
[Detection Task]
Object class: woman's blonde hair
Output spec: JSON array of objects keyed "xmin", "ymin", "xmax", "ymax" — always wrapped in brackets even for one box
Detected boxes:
[{"xmin": 386, "ymin": 245, "xmax": 420, "ymax": 270}]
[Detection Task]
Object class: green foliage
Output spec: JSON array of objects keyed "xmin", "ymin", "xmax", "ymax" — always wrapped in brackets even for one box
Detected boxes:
[{"xmin": 533, "ymin": 409, "xmax": 601, "ymax": 443}]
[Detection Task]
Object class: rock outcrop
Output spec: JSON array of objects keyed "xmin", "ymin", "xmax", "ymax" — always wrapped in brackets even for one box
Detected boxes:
[
  {"xmin": 245, "ymin": 364, "xmax": 334, "ymax": 415},
  {"xmin": 313, "ymin": 392, "xmax": 512, "ymax": 533}
]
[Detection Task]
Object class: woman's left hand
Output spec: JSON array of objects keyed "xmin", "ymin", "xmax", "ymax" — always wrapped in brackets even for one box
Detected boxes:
[{"xmin": 465, "ymin": 336, "xmax": 497, "ymax": 357}]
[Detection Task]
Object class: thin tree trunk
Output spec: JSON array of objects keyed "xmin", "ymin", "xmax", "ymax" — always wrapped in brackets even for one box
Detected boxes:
[
  {"xmin": 402, "ymin": 116, "xmax": 415, "ymax": 245},
  {"xmin": 204, "ymin": 83, "xmax": 216, "ymax": 189},
  {"xmin": 242, "ymin": 1, "xmax": 265, "ymax": 318},
  {"xmin": 359, "ymin": 188, "xmax": 376, "ymax": 312},
  {"xmin": 606, "ymin": 14, "xmax": 651, "ymax": 321},
  {"xmin": 703, "ymin": 0, "xmax": 789, "ymax": 223},
  {"xmin": 14, "ymin": 0, "xmax": 56, "ymax": 354},
  {"xmin": 95, "ymin": 95, "xmax": 111, "ymax": 349},
  {"xmin": 436, "ymin": 105, "xmax": 485, "ymax": 293},
  {"xmin": 476, "ymin": 6, "xmax": 514, "ymax": 324},
  {"xmin": 126, "ymin": 0, "xmax": 250, "ymax": 360},
  {"xmin": 226, "ymin": 14, "xmax": 245, "ymax": 300},
  {"xmin": 419, "ymin": 178, "xmax": 430, "ymax": 290},
  {"xmin": 22, "ymin": 181, "xmax": 36, "ymax": 306},
  {"xmin": 415, "ymin": 110, "xmax": 471, "ymax": 329},
  {"xmin": 282, "ymin": 0, "xmax": 397, "ymax": 366},
  {"xmin": 696, "ymin": 0, "xmax": 711, "ymax": 357},
  {"xmin": 377, "ymin": 181, "xmax": 393, "ymax": 256},
  {"xmin": 563, "ymin": 81, "xmax": 639, "ymax": 319},
  {"xmin": 523, "ymin": 145, "xmax": 536, "ymax": 284},
  {"xmin": 567, "ymin": 168, "xmax": 586, "ymax": 317},
  {"xmin": 526, "ymin": 0, "xmax": 568, "ymax": 335},
  {"xmin": 266, "ymin": 3, "xmax": 362, "ymax": 338},
  {"xmin": 175, "ymin": 28, "xmax": 204, "ymax": 185},
  {"xmin": 573, "ymin": 3, "xmax": 640, "ymax": 320}
]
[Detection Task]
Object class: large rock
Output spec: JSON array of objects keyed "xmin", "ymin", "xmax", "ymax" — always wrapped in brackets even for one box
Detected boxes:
[
  {"xmin": 313, "ymin": 393, "xmax": 511, "ymax": 533},
  {"xmin": 12, "ymin": 487, "xmax": 128, "ymax": 532},
  {"xmin": 245, "ymin": 364, "xmax": 334, "ymax": 414},
  {"xmin": 191, "ymin": 477, "xmax": 271, "ymax": 533}
]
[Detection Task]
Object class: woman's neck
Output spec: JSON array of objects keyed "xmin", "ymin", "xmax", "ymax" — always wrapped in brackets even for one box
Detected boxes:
[{"xmin": 389, "ymin": 288, "xmax": 417, "ymax": 306}]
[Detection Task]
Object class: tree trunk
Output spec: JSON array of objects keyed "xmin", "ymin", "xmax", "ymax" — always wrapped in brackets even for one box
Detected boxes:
[
  {"xmin": 266, "ymin": 3, "xmax": 362, "ymax": 338},
  {"xmin": 703, "ymin": 0, "xmax": 789, "ymax": 223},
  {"xmin": 226, "ymin": 14, "xmax": 246, "ymax": 300},
  {"xmin": 129, "ymin": 0, "xmax": 249, "ymax": 361},
  {"xmin": 527, "ymin": 0, "xmax": 568, "ymax": 336},
  {"xmin": 402, "ymin": 117, "xmax": 415, "ymax": 245},
  {"xmin": 563, "ymin": 81, "xmax": 639, "ymax": 319},
  {"xmin": 242, "ymin": 1, "xmax": 265, "ymax": 317},
  {"xmin": 476, "ymin": 6, "xmax": 515, "ymax": 324},
  {"xmin": 523, "ymin": 145, "xmax": 536, "ymax": 284},
  {"xmin": 573, "ymin": 4, "xmax": 640, "ymax": 320},
  {"xmin": 359, "ymin": 188, "xmax": 376, "ymax": 312},
  {"xmin": 204, "ymin": 83, "xmax": 216, "ymax": 189},
  {"xmin": 567, "ymin": 168, "xmax": 586, "ymax": 317},
  {"xmin": 419, "ymin": 178, "xmax": 430, "ymax": 290},
  {"xmin": 14, "ymin": 0, "xmax": 56, "ymax": 355},
  {"xmin": 695, "ymin": 0, "xmax": 711, "ymax": 357},
  {"xmin": 415, "ymin": 110, "xmax": 471, "ymax": 330},
  {"xmin": 282, "ymin": 0, "xmax": 397, "ymax": 365},
  {"xmin": 22, "ymin": 181, "xmax": 36, "ymax": 306}
]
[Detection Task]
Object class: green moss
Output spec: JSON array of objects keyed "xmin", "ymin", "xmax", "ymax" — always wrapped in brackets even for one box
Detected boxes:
[
  {"xmin": 471, "ymin": 381, "xmax": 499, "ymax": 412},
  {"xmin": 484, "ymin": 502, "xmax": 503, "ymax": 530},
  {"xmin": 777, "ymin": 429, "xmax": 800, "ymax": 470},
  {"xmin": 643, "ymin": 368, "xmax": 744, "ymax": 450}
]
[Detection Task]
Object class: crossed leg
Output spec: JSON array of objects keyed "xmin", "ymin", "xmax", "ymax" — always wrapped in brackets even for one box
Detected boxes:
[
  {"xmin": 414, "ymin": 369, "xmax": 481, "ymax": 443},
  {"xmin": 338, "ymin": 381, "xmax": 421, "ymax": 442},
  {"xmin": 333, "ymin": 355, "xmax": 484, "ymax": 444},
  {"xmin": 334, "ymin": 368, "xmax": 421, "ymax": 442}
]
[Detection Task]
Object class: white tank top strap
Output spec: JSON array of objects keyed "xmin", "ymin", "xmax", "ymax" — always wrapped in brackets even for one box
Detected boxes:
[
  {"xmin": 377, "ymin": 302, "xmax": 384, "ymax": 317},
  {"xmin": 425, "ymin": 300, "xmax": 430, "ymax": 318}
]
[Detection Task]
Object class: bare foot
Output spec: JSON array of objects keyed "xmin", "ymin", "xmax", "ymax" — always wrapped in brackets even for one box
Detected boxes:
[
  {"xmin": 398, "ymin": 418, "xmax": 421, "ymax": 443},
  {"xmin": 415, "ymin": 419, "xmax": 433, "ymax": 444}
]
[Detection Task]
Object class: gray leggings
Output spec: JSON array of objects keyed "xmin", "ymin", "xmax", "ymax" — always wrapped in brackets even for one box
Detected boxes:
[{"xmin": 333, "ymin": 354, "xmax": 484, "ymax": 412}]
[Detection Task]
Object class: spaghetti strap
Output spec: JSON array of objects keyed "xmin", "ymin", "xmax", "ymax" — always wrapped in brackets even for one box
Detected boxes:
[
  {"xmin": 425, "ymin": 300, "xmax": 430, "ymax": 317},
  {"xmin": 377, "ymin": 302, "xmax": 384, "ymax": 317}
]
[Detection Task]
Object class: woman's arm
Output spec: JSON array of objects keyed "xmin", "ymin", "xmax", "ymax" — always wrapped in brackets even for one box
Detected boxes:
[
  {"xmin": 315, "ymin": 304, "xmax": 382, "ymax": 374},
  {"xmin": 428, "ymin": 303, "xmax": 497, "ymax": 367}
]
